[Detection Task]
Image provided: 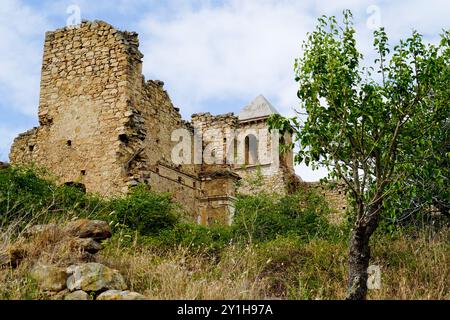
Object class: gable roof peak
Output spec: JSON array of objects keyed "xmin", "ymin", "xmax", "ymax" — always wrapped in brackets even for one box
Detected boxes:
[{"xmin": 238, "ymin": 95, "xmax": 279, "ymax": 121}]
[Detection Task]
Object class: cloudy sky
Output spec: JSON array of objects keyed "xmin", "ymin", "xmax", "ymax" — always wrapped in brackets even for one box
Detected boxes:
[{"xmin": 0, "ymin": 0, "xmax": 448, "ymax": 180}]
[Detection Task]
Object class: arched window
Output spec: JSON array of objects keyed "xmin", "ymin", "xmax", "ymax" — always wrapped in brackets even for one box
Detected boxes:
[{"xmin": 244, "ymin": 134, "xmax": 258, "ymax": 165}]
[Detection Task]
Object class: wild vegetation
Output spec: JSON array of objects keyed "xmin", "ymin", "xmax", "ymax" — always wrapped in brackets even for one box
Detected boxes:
[
  {"xmin": 269, "ymin": 10, "xmax": 449, "ymax": 299},
  {"xmin": 1, "ymin": 166, "xmax": 448, "ymax": 300},
  {"xmin": 1, "ymin": 10, "xmax": 448, "ymax": 301}
]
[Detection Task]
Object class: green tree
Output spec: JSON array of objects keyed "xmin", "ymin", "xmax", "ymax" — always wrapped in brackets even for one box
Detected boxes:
[{"xmin": 269, "ymin": 10, "xmax": 449, "ymax": 299}]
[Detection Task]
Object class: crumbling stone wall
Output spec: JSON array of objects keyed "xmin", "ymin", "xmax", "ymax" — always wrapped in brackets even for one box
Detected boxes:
[
  {"xmin": 304, "ymin": 182, "xmax": 349, "ymax": 224},
  {"xmin": 148, "ymin": 163, "xmax": 199, "ymax": 215},
  {"xmin": 10, "ymin": 21, "xmax": 140, "ymax": 196},
  {"xmin": 197, "ymin": 171, "xmax": 239, "ymax": 225},
  {"xmin": 9, "ymin": 20, "xmax": 237, "ymax": 223},
  {"xmin": 9, "ymin": 20, "xmax": 344, "ymax": 226},
  {"xmin": 190, "ymin": 113, "xmax": 240, "ymax": 223},
  {"xmin": 191, "ymin": 112, "xmax": 238, "ymax": 169},
  {"xmin": 190, "ymin": 112, "xmax": 299, "ymax": 196}
]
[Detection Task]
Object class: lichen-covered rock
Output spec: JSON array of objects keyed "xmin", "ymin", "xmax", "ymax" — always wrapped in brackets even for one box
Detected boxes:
[
  {"xmin": 97, "ymin": 290, "xmax": 145, "ymax": 300},
  {"xmin": 23, "ymin": 223, "xmax": 60, "ymax": 238},
  {"xmin": 64, "ymin": 290, "xmax": 90, "ymax": 300},
  {"xmin": 74, "ymin": 238, "xmax": 104, "ymax": 254},
  {"xmin": 30, "ymin": 264, "xmax": 67, "ymax": 292},
  {"xmin": 65, "ymin": 220, "xmax": 111, "ymax": 241},
  {"xmin": 66, "ymin": 263, "xmax": 127, "ymax": 292}
]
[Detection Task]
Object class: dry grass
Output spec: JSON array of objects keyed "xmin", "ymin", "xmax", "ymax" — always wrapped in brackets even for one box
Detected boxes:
[
  {"xmin": 368, "ymin": 231, "xmax": 449, "ymax": 300},
  {"xmin": 1, "ymin": 222, "xmax": 448, "ymax": 300},
  {"xmin": 99, "ymin": 243, "xmax": 269, "ymax": 300},
  {"xmin": 95, "ymin": 228, "xmax": 448, "ymax": 300}
]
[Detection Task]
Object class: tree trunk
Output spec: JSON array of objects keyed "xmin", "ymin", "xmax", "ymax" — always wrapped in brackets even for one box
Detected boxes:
[
  {"xmin": 346, "ymin": 225, "xmax": 371, "ymax": 300},
  {"xmin": 347, "ymin": 206, "xmax": 380, "ymax": 300}
]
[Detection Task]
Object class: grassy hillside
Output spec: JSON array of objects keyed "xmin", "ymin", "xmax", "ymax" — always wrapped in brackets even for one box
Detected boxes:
[{"xmin": 0, "ymin": 166, "xmax": 448, "ymax": 299}]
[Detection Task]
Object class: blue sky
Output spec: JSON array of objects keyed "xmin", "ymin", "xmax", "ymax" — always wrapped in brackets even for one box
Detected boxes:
[{"xmin": 0, "ymin": 0, "xmax": 449, "ymax": 180}]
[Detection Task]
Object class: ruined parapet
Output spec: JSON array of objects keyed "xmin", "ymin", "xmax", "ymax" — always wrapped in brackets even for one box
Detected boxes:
[
  {"xmin": 9, "ymin": 128, "xmax": 40, "ymax": 165},
  {"xmin": 191, "ymin": 112, "xmax": 239, "ymax": 174}
]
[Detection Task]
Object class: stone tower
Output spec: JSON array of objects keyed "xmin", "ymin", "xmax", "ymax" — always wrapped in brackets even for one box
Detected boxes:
[
  {"xmin": 234, "ymin": 95, "xmax": 298, "ymax": 195},
  {"xmin": 10, "ymin": 21, "xmax": 300, "ymax": 225}
]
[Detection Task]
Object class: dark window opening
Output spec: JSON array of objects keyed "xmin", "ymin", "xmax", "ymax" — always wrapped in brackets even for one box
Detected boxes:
[
  {"xmin": 338, "ymin": 191, "xmax": 342, "ymax": 195},
  {"xmin": 64, "ymin": 182, "xmax": 86, "ymax": 193},
  {"xmin": 178, "ymin": 177, "xmax": 182, "ymax": 183},
  {"xmin": 156, "ymin": 139, "xmax": 160, "ymax": 144},
  {"xmin": 193, "ymin": 182, "xmax": 196, "ymax": 188},
  {"xmin": 343, "ymin": 207, "xmax": 346, "ymax": 210},
  {"xmin": 67, "ymin": 140, "xmax": 72, "ymax": 147},
  {"xmin": 244, "ymin": 134, "xmax": 258, "ymax": 165},
  {"xmin": 81, "ymin": 170, "xmax": 86, "ymax": 176},
  {"xmin": 119, "ymin": 134, "xmax": 129, "ymax": 144},
  {"xmin": 28, "ymin": 145, "xmax": 34, "ymax": 152},
  {"xmin": 155, "ymin": 167, "xmax": 159, "ymax": 173}
]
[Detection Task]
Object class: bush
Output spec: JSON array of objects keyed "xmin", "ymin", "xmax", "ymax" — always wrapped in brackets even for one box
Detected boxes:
[
  {"xmin": 0, "ymin": 166, "xmax": 107, "ymax": 227},
  {"xmin": 0, "ymin": 167, "xmax": 179, "ymax": 238},
  {"xmin": 145, "ymin": 223, "xmax": 233, "ymax": 253},
  {"xmin": 109, "ymin": 185, "xmax": 179, "ymax": 236},
  {"xmin": 233, "ymin": 189, "xmax": 340, "ymax": 242}
]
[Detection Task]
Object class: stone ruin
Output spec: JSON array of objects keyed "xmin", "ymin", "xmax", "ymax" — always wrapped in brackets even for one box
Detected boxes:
[{"xmin": 9, "ymin": 20, "xmax": 346, "ymax": 225}]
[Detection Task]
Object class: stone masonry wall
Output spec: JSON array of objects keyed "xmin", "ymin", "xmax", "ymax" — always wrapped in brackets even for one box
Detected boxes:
[
  {"xmin": 118, "ymin": 42, "xmax": 201, "ymax": 212},
  {"xmin": 235, "ymin": 119, "xmax": 299, "ymax": 195},
  {"xmin": 9, "ymin": 20, "xmax": 235, "ymax": 220},
  {"xmin": 10, "ymin": 21, "xmax": 139, "ymax": 196},
  {"xmin": 304, "ymin": 182, "xmax": 349, "ymax": 224}
]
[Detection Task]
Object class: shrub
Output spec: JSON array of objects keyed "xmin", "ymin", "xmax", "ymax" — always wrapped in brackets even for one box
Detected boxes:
[
  {"xmin": 147, "ymin": 223, "xmax": 233, "ymax": 253},
  {"xmin": 109, "ymin": 185, "xmax": 179, "ymax": 236},
  {"xmin": 0, "ymin": 166, "xmax": 107, "ymax": 227},
  {"xmin": 233, "ymin": 189, "xmax": 340, "ymax": 242},
  {"xmin": 0, "ymin": 167, "xmax": 179, "ymax": 238}
]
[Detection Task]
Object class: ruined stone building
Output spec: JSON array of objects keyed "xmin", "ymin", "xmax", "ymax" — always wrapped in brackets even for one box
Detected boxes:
[{"xmin": 10, "ymin": 21, "xmax": 305, "ymax": 225}]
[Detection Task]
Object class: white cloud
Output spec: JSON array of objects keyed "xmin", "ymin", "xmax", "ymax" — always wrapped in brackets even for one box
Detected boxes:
[
  {"xmin": 138, "ymin": 0, "xmax": 315, "ymax": 116},
  {"xmin": 135, "ymin": 0, "xmax": 449, "ymax": 180},
  {"xmin": 1, "ymin": 0, "xmax": 448, "ymax": 178},
  {"xmin": 0, "ymin": 0, "xmax": 50, "ymax": 116},
  {"xmin": 0, "ymin": 125, "xmax": 27, "ymax": 161}
]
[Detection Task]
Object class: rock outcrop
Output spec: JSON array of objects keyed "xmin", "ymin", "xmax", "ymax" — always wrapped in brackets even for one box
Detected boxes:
[
  {"xmin": 65, "ymin": 219, "xmax": 112, "ymax": 241},
  {"xmin": 30, "ymin": 264, "xmax": 67, "ymax": 292},
  {"xmin": 66, "ymin": 263, "xmax": 127, "ymax": 292},
  {"xmin": 1, "ymin": 219, "xmax": 146, "ymax": 300}
]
